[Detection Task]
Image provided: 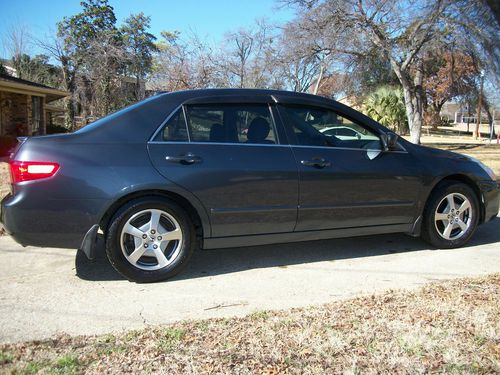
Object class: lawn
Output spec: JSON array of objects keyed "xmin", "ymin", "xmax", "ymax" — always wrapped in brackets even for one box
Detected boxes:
[{"xmin": 1, "ymin": 274, "xmax": 499, "ymax": 374}]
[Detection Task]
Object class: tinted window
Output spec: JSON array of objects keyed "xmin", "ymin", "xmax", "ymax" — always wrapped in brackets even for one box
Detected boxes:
[
  {"xmin": 185, "ymin": 104, "xmax": 277, "ymax": 144},
  {"xmin": 281, "ymin": 105, "xmax": 381, "ymax": 150},
  {"xmin": 154, "ymin": 108, "xmax": 189, "ymax": 142}
]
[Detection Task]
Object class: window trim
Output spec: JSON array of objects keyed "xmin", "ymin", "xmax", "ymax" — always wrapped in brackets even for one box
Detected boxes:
[
  {"xmin": 289, "ymin": 144, "xmax": 408, "ymax": 153},
  {"xmin": 181, "ymin": 105, "xmax": 191, "ymax": 142},
  {"xmin": 149, "ymin": 100, "xmax": 407, "ymax": 153},
  {"xmin": 150, "ymin": 102, "xmax": 282, "ymax": 146}
]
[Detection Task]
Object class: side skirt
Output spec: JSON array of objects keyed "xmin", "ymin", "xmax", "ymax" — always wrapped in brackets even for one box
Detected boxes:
[{"xmin": 202, "ymin": 223, "xmax": 413, "ymax": 249}]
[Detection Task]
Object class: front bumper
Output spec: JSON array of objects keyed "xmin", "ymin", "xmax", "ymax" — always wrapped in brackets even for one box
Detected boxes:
[{"xmin": 479, "ymin": 180, "xmax": 500, "ymax": 222}]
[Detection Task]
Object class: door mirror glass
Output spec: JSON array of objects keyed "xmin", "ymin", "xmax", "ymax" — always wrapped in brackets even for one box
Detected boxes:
[{"xmin": 381, "ymin": 132, "xmax": 399, "ymax": 151}]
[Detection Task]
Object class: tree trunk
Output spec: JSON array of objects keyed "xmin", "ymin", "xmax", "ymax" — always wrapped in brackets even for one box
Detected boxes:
[
  {"xmin": 313, "ymin": 63, "xmax": 324, "ymax": 95},
  {"xmin": 404, "ymin": 96, "xmax": 423, "ymax": 144},
  {"xmin": 64, "ymin": 97, "xmax": 75, "ymax": 131},
  {"xmin": 399, "ymin": 74, "xmax": 423, "ymax": 144},
  {"xmin": 482, "ymin": 99, "xmax": 496, "ymax": 138},
  {"xmin": 61, "ymin": 65, "xmax": 76, "ymax": 131},
  {"xmin": 389, "ymin": 59, "xmax": 424, "ymax": 144}
]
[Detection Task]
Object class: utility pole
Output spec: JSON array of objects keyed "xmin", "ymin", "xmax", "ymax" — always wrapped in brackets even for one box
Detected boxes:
[{"xmin": 474, "ymin": 70, "xmax": 484, "ymax": 139}]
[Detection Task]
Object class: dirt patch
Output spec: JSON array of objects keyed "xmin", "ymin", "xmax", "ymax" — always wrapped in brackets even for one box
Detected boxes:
[{"xmin": 1, "ymin": 274, "xmax": 498, "ymax": 373}]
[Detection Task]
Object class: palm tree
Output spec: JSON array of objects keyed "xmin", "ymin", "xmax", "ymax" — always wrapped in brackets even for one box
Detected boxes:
[{"xmin": 363, "ymin": 86, "xmax": 408, "ymax": 134}]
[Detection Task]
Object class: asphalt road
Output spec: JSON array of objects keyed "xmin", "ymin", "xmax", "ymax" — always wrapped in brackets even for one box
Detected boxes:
[{"xmin": 1, "ymin": 218, "xmax": 499, "ymax": 343}]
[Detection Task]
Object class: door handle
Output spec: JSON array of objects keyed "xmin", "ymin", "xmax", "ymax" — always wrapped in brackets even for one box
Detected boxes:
[
  {"xmin": 301, "ymin": 157, "xmax": 331, "ymax": 168},
  {"xmin": 165, "ymin": 153, "xmax": 202, "ymax": 165}
]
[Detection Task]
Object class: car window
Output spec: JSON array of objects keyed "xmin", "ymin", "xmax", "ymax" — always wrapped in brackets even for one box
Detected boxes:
[
  {"xmin": 153, "ymin": 108, "xmax": 189, "ymax": 142},
  {"xmin": 185, "ymin": 104, "xmax": 277, "ymax": 144},
  {"xmin": 281, "ymin": 105, "xmax": 381, "ymax": 150}
]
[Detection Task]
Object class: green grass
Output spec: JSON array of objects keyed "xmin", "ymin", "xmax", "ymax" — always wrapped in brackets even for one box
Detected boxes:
[
  {"xmin": 157, "ymin": 327, "xmax": 186, "ymax": 352},
  {"xmin": 0, "ymin": 350, "xmax": 14, "ymax": 365},
  {"xmin": 249, "ymin": 310, "xmax": 270, "ymax": 321},
  {"xmin": 18, "ymin": 360, "xmax": 51, "ymax": 375},
  {"xmin": 51, "ymin": 354, "xmax": 80, "ymax": 374}
]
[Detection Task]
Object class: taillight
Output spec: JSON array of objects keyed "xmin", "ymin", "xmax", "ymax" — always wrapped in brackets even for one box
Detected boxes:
[{"xmin": 9, "ymin": 161, "xmax": 60, "ymax": 183}]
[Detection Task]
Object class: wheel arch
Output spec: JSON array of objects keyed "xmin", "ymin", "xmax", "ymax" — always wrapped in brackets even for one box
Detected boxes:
[
  {"xmin": 424, "ymin": 174, "xmax": 485, "ymax": 224},
  {"xmin": 99, "ymin": 189, "xmax": 208, "ymax": 243}
]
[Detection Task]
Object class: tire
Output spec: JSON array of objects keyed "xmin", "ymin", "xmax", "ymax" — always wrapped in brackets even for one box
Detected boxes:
[
  {"xmin": 422, "ymin": 182, "xmax": 480, "ymax": 249},
  {"xmin": 105, "ymin": 197, "xmax": 196, "ymax": 282}
]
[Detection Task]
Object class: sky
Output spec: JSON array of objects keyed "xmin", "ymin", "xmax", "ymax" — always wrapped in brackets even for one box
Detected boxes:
[{"xmin": 0, "ymin": 0, "xmax": 296, "ymax": 58}]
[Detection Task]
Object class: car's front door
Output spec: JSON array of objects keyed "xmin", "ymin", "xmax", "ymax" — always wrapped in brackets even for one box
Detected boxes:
[
  {"xmin": 277, "ymin": 104, "xmax": 423, "ymax": 232},
  {"xmin": 148, "ymin": 100, "xmax": 298, "ymax": 237}
]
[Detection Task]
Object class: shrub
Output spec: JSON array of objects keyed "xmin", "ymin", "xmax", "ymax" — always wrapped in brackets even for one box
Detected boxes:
[{"xmin": 363, "ymin": 86, "xmax": 409, "ymax": 134}]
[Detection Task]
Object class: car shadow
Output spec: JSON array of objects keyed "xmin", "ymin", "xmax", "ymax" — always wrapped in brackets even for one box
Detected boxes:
[{"xmin": 75, "ymin": 217, "xmax": 500, "ymax": 282}]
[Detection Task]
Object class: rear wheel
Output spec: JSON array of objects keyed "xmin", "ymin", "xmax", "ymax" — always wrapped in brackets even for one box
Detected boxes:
[
  {"xmin": 105, "ymin": 198, "xmax": 196, "ymax": 282},
  {"xmin": 422, "ymin": 182, "xmax": 479, "ymax": 248}
]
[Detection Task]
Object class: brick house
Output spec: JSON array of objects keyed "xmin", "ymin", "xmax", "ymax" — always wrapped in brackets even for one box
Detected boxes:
[{"xmin": 0, "ymin": 74, "xmax": 69, "ymax": 137}]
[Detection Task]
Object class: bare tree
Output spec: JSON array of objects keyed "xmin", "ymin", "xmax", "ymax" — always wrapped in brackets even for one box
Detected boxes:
[
  {"xmin": 38, "ymin": 34, "xmax": 79, "ymax": 128},
  {"xmin": 2, "ymin": 23, "xmax": 32, "ymax": 61},
  {"xmin": 285, "ymin": 0, "xmax": 499, "ymax": 144},
  {"xmin": 150, "ymin": 31, "xmax": 208, "ymax": 91},
  {"xmin": 220, "ymin": 21, "xmax": 276, "ymax": 88}
]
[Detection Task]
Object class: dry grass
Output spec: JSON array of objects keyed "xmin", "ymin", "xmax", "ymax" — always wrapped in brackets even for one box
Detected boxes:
[
  {"xmin": 0, "ymin": 162, "xmax": 8, "ymax": 200},
  {"xmin": 1, "ymin": 275, "xmax": 499, "ymax": 374},
  {"xmin": 0, "ymin": 162, "xmax": 8, "ymax": 235}
]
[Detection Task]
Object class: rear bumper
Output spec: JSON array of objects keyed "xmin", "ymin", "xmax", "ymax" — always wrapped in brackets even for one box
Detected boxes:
[
  {"xmin": 479, "ymin": 180, "xmax": 499, "ymax": 222},
  {"xmin": 1, "ymin": 192, "xmax": 103, "ymax": 249}
]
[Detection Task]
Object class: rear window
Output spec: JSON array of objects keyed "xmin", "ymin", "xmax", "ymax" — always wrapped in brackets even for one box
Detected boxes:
[
  {"xmin": 185, "ymin": 104, "xmax": 277, "ymax": 144},
  {"xmin": 153, "ymin": 108, "xmax": 189, "ymax": 142}
]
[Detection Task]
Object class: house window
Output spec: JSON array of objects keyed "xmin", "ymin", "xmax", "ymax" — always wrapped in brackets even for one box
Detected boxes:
[{"xmin": 32, "ymin": 96, "xmax": 42, "ymax": 134}]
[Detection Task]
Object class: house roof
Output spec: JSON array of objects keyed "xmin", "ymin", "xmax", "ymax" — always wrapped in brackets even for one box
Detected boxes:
[{"xmin": 0, "ymin": 73, "xmax": 69, "ymax": 102}]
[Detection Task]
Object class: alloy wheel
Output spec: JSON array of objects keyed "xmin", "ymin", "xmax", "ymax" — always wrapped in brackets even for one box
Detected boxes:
[
  {"xmin": 120, "ymin": 209, "xmax": 183, "ymax": 271},
  {"xmin": 434, "ymin": 193, "xmax": 472, "ymax": 241}
]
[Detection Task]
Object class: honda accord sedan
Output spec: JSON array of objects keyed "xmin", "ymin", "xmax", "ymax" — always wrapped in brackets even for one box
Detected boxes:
[{"xmin": 1, "ymin": 89, "xmax": 498, "ymax": 282}]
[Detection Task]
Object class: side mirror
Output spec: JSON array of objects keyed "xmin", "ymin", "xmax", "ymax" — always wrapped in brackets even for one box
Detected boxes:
[{"xmin": 381, "ymin": 132, "xmax": 399, "ymax": 151}]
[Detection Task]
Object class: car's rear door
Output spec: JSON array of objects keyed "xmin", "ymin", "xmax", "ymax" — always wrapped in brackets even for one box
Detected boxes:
[
  {"xmin": 276, "ymin": 102, "xmax": 423, "ymax": 232},
  {"xmin": 148, "ymin": 96, "xmax": 299, "ymax": 237}
]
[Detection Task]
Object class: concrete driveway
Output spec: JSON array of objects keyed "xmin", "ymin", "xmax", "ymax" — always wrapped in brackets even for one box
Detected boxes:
[{"xmin": 1, "ymin": 218, "xmax": 499, "ymax": 343}]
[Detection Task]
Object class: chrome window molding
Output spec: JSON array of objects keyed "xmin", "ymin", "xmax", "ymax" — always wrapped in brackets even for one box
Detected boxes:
[
  {"xmin": 290, "ymin": 144, "xmax": 408, "ymax": 154},
  {"xmin": 146, "ymin": 140, "xmax": 406, "ymax": 153},
  {"xmin": 147, "ymin": 140, "xmax": 290, "ymax": 148}
]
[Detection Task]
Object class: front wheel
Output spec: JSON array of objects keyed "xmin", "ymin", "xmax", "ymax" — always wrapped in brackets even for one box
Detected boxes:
[
  {"xmin": 422, "ymin": 182, "xmax": 480, "ymax": 248},
  {"xmin": 105, "ymin": 198, "xmax": 196, "ymax": 282}
]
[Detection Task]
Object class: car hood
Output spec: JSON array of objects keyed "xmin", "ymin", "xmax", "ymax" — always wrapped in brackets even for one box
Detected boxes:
[{"xmin": 414, "ymin": 144, "xmax": 470, "ymax": 162}]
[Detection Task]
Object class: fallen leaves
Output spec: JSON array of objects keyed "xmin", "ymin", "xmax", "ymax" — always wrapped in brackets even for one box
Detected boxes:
[{"xmin": 1, "ymin": 274, "xmax": 499, "ymax": 374}]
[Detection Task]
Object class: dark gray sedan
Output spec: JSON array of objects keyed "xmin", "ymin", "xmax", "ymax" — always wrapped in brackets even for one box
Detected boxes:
[{"xmin": 1, "ymin": 89, "xmax": 498, "ymax": 282}]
